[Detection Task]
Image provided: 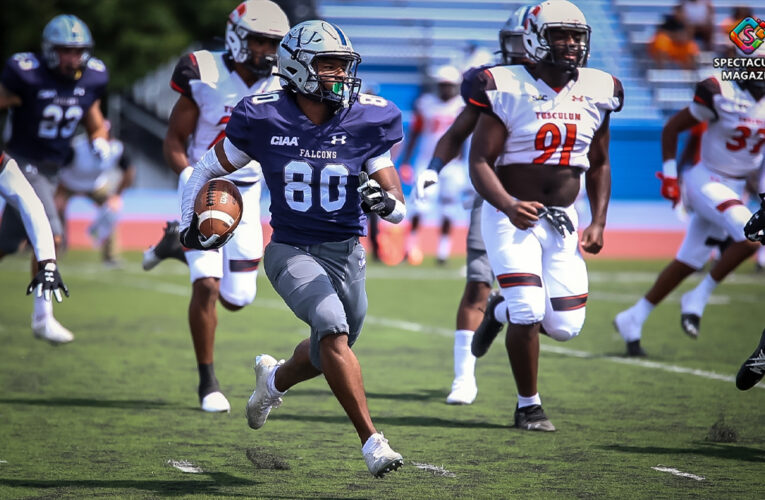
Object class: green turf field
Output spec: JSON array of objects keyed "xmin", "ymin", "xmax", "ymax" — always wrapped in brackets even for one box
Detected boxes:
[{"xmin": 0, "ymin": 250, "xmax": 763, "ymax": 499}]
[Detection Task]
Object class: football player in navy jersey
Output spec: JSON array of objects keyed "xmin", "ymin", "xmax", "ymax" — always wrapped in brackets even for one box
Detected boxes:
[
  {"xmin": 143, "ymin": 0, "xmax": 290, "ymax": 414},
  {"xmin": 469, "ymin": 0, "xmax": 623, "ymax": 431},
  {"xmin": 0, "ymin": 14, "xmax": 109, "ymax": 343},
  {"xmin": 413, "ymin": 4, "xmax": 532, "ymax": 406},
  {"xmin": 177, "ymin": 20, "xmax": 405, "ymax": 477}
]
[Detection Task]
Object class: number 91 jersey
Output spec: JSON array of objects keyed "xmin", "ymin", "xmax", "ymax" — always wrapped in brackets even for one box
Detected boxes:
[
  {"xmin": 225, "ymin": 91, "xmax": 403, "ymax": 246},
  {"xmin": 472, "ymin": 66, "xmax": 623, "ymax": 169},
  {"xmin": 1, "ymin": 52, "xmax": 108, "ymax": 167}
]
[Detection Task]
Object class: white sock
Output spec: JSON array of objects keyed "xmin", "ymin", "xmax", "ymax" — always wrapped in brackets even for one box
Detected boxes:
[
  {"xmin": 518, "ymin": 393, "xmax": 542, "ymax": 408},
  {"xmin": 685, "ymin": 274, "xmax": 718, "ymax": 314},
  {"xmin": 267, "ymin": 365, "xmax": 286, "ymax": 396},
  {"xmin": 437, "ymin": 234, "xmax": 451, "ymax": 261},
  {"xmin": 631, "ymin": 297, "xmax": 655, "ymax": 324},
  {"xmin": 493, "ymin": 299, "xmax": 510, "ymax": 323},
  {"xmin": 453, "ymin": 330, "xmax": 476, "ymax": 382},
  {"xmin": 33, "ymin": 296, "xmax": 52, "ymax": 322}
]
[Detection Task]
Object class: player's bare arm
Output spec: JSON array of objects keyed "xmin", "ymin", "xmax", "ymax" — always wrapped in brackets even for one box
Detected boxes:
[
  {"xmin": 581, "ymin": 113, "xmax": 612, "ymax": 254},
  {"xmin": 83, "ymin": 99, "xmax": 109, "ymax": 140},
  {"xmin": 0, "ymin": 82, "xmax": 22, "ymax": 109},
  {"xmin": 163, "ymin": 95, "xmax": 200, "ymax": 175},
  {"xmin": 370, "ymin": 166, "xmax": 405, "ymax": 205},
  {"xmin": 469, "ymin": 112, "xmax": 543, "ymax": 230},
  {"xmin": 662, "ymin": 107, "xmax": 701, "ymax": 162},
  {"xmin": 432, "ymin": 105, "xmax": 481, "ymax": 164}
]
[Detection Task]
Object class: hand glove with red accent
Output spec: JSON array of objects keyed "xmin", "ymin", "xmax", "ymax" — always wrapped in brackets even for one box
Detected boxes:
[
  {"xmin": 179, "ymin": 213, "xmax": 233, "ymax": 250},
  {"xmin": 656, "ymin": 172, "xmax": 681, "ymax": 207}
]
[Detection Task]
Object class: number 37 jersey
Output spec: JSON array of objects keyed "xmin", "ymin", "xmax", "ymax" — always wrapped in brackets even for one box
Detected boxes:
[
  {"xmin": 225, "ymin": 91, "xmax": 403, "ymax": 246},
  {"xmin": 472, "ymin": 65, "xmax": 623, "ymax": 169},
  {"xmin": 1, "ymin": 52, "xmax": 108, "ymax": 167}
]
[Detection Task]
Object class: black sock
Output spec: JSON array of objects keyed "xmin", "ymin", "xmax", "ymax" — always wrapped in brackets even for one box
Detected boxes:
[{"xmin": 198, "ymin": 363, "xmax": 220, "ymax": 401}]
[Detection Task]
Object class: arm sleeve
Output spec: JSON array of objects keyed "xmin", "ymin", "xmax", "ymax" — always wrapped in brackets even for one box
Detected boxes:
[
  {"xmin": 170, "ymin": 53, "xmax": 201, "ymax": 100},
  {"xmin": 690, "ymin": 77, "xmax": 720, "ymax": 121},
  {"xmin": 0, "ymin": 155, "xmax": 56, "ymax": 261},
  {"xmin": 467, "ymin": 69, "xmax": 494, "ymax": 112}
]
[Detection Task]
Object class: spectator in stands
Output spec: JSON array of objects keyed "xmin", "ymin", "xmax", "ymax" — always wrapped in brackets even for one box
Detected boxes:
[
  {"xmin": 649, "ymin": 13, "xmax": 699, "ymax": 69},
  {"xmin": 678, "ymin": 0, "xmax": 715, "ymax": 50}
]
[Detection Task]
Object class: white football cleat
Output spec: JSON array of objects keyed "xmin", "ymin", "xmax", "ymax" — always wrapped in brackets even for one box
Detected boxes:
[
  {"xmin": 363, "ymin": 433, "xmax": 403, "ymax": 478},
  {"xmin": 446, "ymin": 379, "xmax": 477, "ymax": 405},
  {"xmin": 201, "ymin": 391, "xmax": 230, "ymax": 413},
  {"xmin": 32, "ymin": 316, "xmax": 74, "ymax": 344},
  {"xmin": 245, "ymin": 354, "xmax": 284, "ymax": 429}
]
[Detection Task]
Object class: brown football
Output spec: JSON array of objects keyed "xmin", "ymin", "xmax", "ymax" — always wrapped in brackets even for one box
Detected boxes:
[{"xmin": 194, "ymin": 179, "xmax": 243, "ymax": 240}]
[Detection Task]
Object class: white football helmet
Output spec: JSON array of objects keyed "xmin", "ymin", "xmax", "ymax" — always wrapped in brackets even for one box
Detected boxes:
[
  {"xmin": 522, "ymin": 0, "xmax": 591, "ymax": 71},
  {"xmin": 41, "ymin": 14, "xmax": 93, "ymax": 71},
  {"xmin": 499, "ymin": 5, "xmax": 533, "ymax": 64},
  {"xmin": 225, "ymin": 0, "xmax": 290, "ymax": 78},
  {"xmin": 277, "ymin": 20, "xmax": 362, "ymax": 110}
]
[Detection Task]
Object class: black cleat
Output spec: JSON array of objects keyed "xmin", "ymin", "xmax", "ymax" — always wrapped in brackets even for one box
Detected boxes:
[
  {"xmin": 626, "ymin": 339, "xmax": 647, "ymax": 357},
  {"xmin": 736, "ymin": 329, "xmax": 765, "ymax": 391},
  {"xmin": 142, "ymin": 220, "xmax": 187, "ymax": 271},
  {"xmin": 514, "ymin": 404, "xmax": 556, "ymax": 432},
  {"xmin": 680, "ymin": 313, "xmax": 700, "ymax": 339},
  {"xmin": 471, "ymin": 291, "xmax": 505, "ymax": 358}
]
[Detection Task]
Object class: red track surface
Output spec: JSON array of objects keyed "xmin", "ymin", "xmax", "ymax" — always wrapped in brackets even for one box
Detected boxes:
[{"xmin": 67, "ymin": 219, "xmax": 683, "ymax": 259}]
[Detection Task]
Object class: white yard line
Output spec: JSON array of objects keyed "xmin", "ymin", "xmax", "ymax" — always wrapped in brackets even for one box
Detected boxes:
[
  {"xmin": 79, "ymin": 274, "xmax": 764, "ymax": 390},
  {"xmin": 651, "ymin": 466, "xmax": 705, "ymax": 481},
  {"xmin": 167, "ymin": 459, "xmax": 203, "ymax": 473}
]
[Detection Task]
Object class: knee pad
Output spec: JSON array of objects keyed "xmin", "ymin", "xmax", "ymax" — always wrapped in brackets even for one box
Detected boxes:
[
  {"xmin": 219, "ymin": 279, "xmax": 256, "ymax": 308},
  {"xmin": 542, "ymin": 309, "xmax": 585, "ymax": 341},
  {"xmin": 724, "ymin": 204, "xmax": 753, "ymax": 242},
  {"xmin": 502, "ymin": 287, "xmax": 545, "ymax": 325}
]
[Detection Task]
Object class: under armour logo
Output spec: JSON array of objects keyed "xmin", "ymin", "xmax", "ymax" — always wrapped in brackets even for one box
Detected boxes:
[
  {"xmin": 571, "ymin": 95, "xmax": 584, "ymax": 102},
  {"xmin": 330, "ymin": 135, "xmax": 347, "ymax": 145}
]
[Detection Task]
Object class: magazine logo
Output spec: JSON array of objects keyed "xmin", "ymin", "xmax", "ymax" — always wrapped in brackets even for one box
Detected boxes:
[{"xmin": 730, "ymin": 17, "xmax": 765, "ymax": 55}]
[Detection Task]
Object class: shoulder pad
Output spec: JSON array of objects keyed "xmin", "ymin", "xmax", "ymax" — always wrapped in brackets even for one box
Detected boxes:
[
  {"xmin": 9, "ymin": 52, "xmax": 40, "ymax": 72},
  {"xmin": 86, "ymin": 58, "xmax": 106, "ymax": 72}
]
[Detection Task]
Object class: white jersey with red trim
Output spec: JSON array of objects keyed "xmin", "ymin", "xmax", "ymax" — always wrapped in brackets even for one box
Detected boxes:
[
  {"xmin": 480, "ymin": 65, "xmax": 623, "ymax": 170},
  {"xmin": 176, "ymin": 50, "xmax": 281, "ymax": 184},
  {"xmin": 689, "ymin": 76, "xmax": 765, "ymax": 178},
  {"xmin": 411, "ymin": 93, "xmax": 464, "ymax": 171}
]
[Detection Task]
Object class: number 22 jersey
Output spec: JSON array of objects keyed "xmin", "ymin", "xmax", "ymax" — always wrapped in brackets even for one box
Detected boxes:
[{"xmin": 225, "ymin": 91, "xmax": 403, "ymax": 245}]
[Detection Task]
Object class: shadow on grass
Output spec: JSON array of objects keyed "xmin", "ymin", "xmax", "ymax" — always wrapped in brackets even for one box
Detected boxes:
[
  {"xmin": 275, "ymin": 413, "xmax": 507, "ymax": 429},
  {"xmin": 0, "ymin": 397, "xmax": 178, "ymax": 410},
  {"xmin": 0, "ymin": 473, "xmax": 261, "ymax": 497},
  {"xmin": 601, "ymin": 442, "xmax": 765, "ymax": 463},
  {"xmin": 288, "ymin": 388, "xmax": 445, "ymax": 402}
]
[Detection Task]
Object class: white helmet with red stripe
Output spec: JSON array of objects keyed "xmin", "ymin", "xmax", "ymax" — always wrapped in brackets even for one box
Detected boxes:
[
  {"xmin": 225, "ymin": 0, "xmax": 290, "ymax": 77},
  {"xmin": 523, "ymin": 0, "xmax": 591, "ymax": 71}
]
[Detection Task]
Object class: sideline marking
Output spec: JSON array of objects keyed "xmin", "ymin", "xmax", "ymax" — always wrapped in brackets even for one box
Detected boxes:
[
  {"xmin": 87, "ymin": 275, "xmax": 764, "ymax": 390},
  {"xmin": 652, "ymin": 466, "xmax": 705, "ymax": 481},
  {"xmin": 411, "ymin": 461, "xmax": 456, "ymax": 477},
  {"xmin": 167, "ymin": 459, "xmax": 203, "ymax": 473}
]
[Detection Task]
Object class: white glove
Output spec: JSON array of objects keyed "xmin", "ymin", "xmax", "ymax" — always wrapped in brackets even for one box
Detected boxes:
[
  {"xmin": 92, "ymin": 137, "xmax": 112, "ymax": 163},
  {"xmin": 415, "ymin": 169, "xmax": 439, "ymax": 201}
]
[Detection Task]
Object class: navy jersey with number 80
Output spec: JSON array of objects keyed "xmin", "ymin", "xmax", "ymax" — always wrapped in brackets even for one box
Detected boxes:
[{"xmin": 225, "ymin": 90, "xmax": 402, "ymax": 246}]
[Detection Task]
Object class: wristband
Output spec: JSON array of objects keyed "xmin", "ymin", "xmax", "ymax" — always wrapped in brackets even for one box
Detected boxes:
[
  {"xmin": 662, "ymin": 159, "xmax": 678, "ymax": 178},
  {"xmin": 427, "ymin": 157, "xmax": 445, "ymax": 173}
]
